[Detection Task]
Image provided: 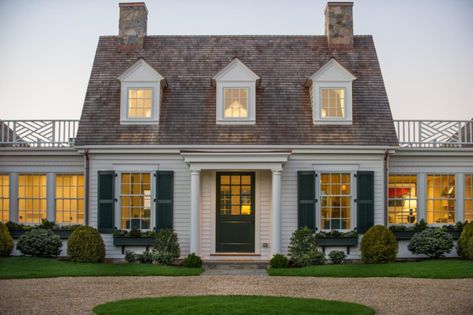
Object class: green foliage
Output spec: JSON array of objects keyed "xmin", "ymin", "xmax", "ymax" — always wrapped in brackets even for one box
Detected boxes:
[
  {"xmin": 16, "ymin": 228, "xmax": 62, "ymax": 257},
  {"xmin": 317, "ymin": 230, "xmax": 357, "ymax": 238},
  {"xmin": 153, "ymin": 229, "xmax": 180, "ymax": 265},
  {"xmin": 5, "ymin": 221, "xmax": 32, "ymax": 231},
  {"xmin": 113, "ymin": 229, "xmax": 156, "ymax": 238},
  {"xmin": 408, "ymin": 228, "xmax": 454, "ymax": 258},
  {"xmin": 124, "ymin": 250, "xmax": 138, "ymax": 263},
  {"xmin": 414, "ymin": 219, "xmax": 428, "ymax": 231},
  {"xmin": 138, "ymin": 250, "xmax": 154, "ymax": 264},
  {"xmin": 288, "ymin": 227, "xmax": 325, "ymax": 267},
  {"xmin": 67, "ymin": 226, "xmax": 105, "ymax": 262},
  {"xmin": 360, "ymin": 225, "xmax": 398, "ymax": 264},
  {"xmin": 328, "ymin": 250, "xmax": 346, "ymax": 264},
  {"xmin": 0, "ymin": 222, "xmax": 13, "ymax": 257},
  {"xmin": 182, "ymin": 253, "xmax": 203, "ymax": 268},
  {"xmin": 269, "ymin": 254, "xmax": 289, "ymax": 268},
  {"xmin": 457, "ymin": 221, "xmax": 473, "ymax": 260},
  {"xmin": 38, "ymin": 219, "xmax": 56, "ymax": 229},
  {"xmin": 388, "ymin": 225, "xmax": 406, "ymax": 232}
]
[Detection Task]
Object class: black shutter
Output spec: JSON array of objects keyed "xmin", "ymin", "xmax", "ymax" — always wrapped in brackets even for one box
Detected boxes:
[
  {"xmin": 298, "ymin": 171, "xmax": 316, "ymax": 230},
  {"xmin": 357, "ymin": 171, "xmax": 375, "ymax": 234},
  {"xmin": 98, "ymin": 171, "xmax": 115, "ymax": 233},
  {"xmin": 156, "ymin": 171, "xmax": 174, "ymax": 230}
]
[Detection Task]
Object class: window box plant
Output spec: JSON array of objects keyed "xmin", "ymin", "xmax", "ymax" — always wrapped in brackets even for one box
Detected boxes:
[
  {"xmin": 6, "ymin": 220, "xmax": 80, "ymax": 239},
  {"xmin": 315, "ymin": 230, "xmax": 358, "ymax": 254},
  {"xmin": 112, "ymin": 229, "xmax": 157, "ymax": 254},
  {"xmin": 389, "ymin": 220, "xmax": 463, "ymax": 240}
]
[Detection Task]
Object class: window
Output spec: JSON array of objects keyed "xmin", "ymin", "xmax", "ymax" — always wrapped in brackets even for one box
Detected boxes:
[
  {"xmin": 321, "ymin": 88, "xmax": 345, "ymax": 118},
  {"xmin": 128, "ymin": 88, "xmax": 152, "ymax": 118},
  {"xmin": 0, "ymin": 175, "xmax": 9, "ymax": 222},
  {"xmin": 310, "ymin": 58, "xmax": 355, "ymax": 125},
  {"xmin": 56, "ymin": 175, "xmax": 85, "ymax": 225},
  {"xmin": 213, "ymin": 58, "xmax": 259, "ymax": 124},
  {"xmin": 18, "ymin": 174, "xmax": 47, "ymax": 224},
  {"xmin": 466, "ymin": 175, "xmax": 473, "ymax": 222},
  {"xmin": 120, "ymin": 173, "xmax": 151, "ymax": 230},
  {"xmin": 224, "ymin": 88, "xmax": 248, "ymax": 118},
  {"xmin": 320, "ymin": 173, "xmax": 351, "ymax": 230},
  {"xmin": 218, "ymin": 174, "xmax": 253, "ymax": 216},
  {"xmin": 427, "ymin": 174, "xmax": 455, "ymax": 224},
  {"xmin": 388, "ymin": 175, "xmax": 417, "ymax": 224}
]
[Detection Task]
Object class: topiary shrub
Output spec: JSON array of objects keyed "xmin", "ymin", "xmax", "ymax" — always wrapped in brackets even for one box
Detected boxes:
[
  {"xmin": 458, "ymin": 221, "xmax": 473, "ymax": 260},
  {"xmin": 153, "ymin": 229, "xmax": 180, "ymax": 265},
  {"xmin": 328, "ymin": 250, "xmax": 346, "ymax": 264},
  {"xmin": 182, "ymin": 253, "xmax": 203, "ymax": 268},
  {"xmin": 67, "ymin": 226, "xmax": 105, "ymax": 262},
  {"xmin": 17, "ymin": 228, "xmax": 62, "ymax": 257},
  {"xmin": 0, "ymin": 222, "xmax": 14, "ymax": 257},
  {"xmin": 360, "ymin": 225, "xmax": 398, "ymax": 264},
  {"xmin": 270, "ymin": 254, "xmax": 289, "ymax": 268},
  {"xmin": 408, "ymin": 228, "xmax": 454, "ymax": 258},
  {"xmin": 288, "ymin": 227, "xmax": 325, "ymax": 267}
]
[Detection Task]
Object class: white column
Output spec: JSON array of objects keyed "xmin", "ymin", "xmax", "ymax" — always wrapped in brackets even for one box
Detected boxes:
[
  {"xmin": 9, "ymin": 173, "xmax": 18, "ymax": 222},
  {"xmin": 417, "ymin": 173, "xmax": 427, "ymax": 222},
  {"xmin": 47, "ymin": 173, "xmax": 55, "ymax": 222},
  {"xmin": 457, "ymin": 173, "xmax": 465, "ymax": 222},
  {"xmin": 271, "ymin": 169, "xmax": 282, "ymax": 255},
  {"xmin": 190, "ymin": 170, "xmax": 201, "ymax": 254}
]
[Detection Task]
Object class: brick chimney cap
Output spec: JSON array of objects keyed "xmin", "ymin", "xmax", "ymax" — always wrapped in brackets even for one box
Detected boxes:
[{"xmin": 119, "ymin": 2, "xmax": 148, "ymax": 13}]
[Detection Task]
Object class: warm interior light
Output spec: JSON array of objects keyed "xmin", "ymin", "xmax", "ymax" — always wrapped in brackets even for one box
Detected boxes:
[
  {"xmin": 241, "ymin": 205, "xmax": 251, "ymax": 215},
  {"xmin": 225, "ymin": 100, "xmax": 248, "ymax": 118}
]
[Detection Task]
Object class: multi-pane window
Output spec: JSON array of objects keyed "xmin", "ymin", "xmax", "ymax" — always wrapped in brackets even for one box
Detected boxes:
[
  {"xmin": 120, "ymin": 173, "xmax": 151, "ymax": 230},
  {"xmin": 56, "ymin": 175, "xmax": 85, "ymax": 225},
  {"xmin": 320, "ymin": 173, "xmax": 351, "ymax": 230},
  {"xmin": 128, "ymin": 88, "xmax": 152, "ymax": 118},
  {"xmin": 321, "ymin": 88, "xmax": 345, "ymax": 118},
  {"xmin": 219, "ymin": 174, "xmax": 252, "ymax": 215},
  {"xmin": 224, "ymin": 88, "xmax": 248, "ymax": 118},
  {"xmin": 388, "ymin": 175, "xmax": 418, "ymax": 224},
  {"xmin": 18, "ymin": 174, "xmax": 47, "ymax": 224},
  {"xmin": 466, "ymin": 175, "xmax": 473, "ymax": 222},
  {"xmin": 0, "ymin": 175, "xmax": 9, "ymax": 222},
  {"xmin": 427, "ymin": 174, "xmax": 455, "ymax": 224}
]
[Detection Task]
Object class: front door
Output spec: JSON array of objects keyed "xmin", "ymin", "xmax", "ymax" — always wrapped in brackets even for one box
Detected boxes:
[{"xmin": 216, "ymin": 172, "xmax": 255, "ymax": 252}]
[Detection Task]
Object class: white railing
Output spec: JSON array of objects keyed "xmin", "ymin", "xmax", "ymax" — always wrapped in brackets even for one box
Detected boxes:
[
  {"xmin": 394, "ymin": 120, "xmax": 473, "ymax": 148},
  {"xmin": 0, "ymin": 120, "xmax": 79, "ymax": 148}
]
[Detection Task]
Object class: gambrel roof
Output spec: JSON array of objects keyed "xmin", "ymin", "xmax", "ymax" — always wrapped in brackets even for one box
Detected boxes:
[{"xmin": 75, "ymin": 35, "xmax": 398, "ymax": 146}]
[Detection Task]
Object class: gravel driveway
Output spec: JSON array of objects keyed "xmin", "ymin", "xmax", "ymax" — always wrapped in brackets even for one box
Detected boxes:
[{"xmin": 1, "ymin": 276, "xmax": 472, "ymax": 315}]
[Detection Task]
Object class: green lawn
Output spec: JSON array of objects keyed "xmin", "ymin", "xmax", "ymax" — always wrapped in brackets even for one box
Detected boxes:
[
  {"xmin": 93, "ymin": 296, "xmax": 374, "ymax": 315},
  {"xmin": 0, "ymin": 257, "xmax": 202, "ymax": 279},
  {"xmin": 268, "ymin": 259, "xmax": 473, "ymax": 279}
]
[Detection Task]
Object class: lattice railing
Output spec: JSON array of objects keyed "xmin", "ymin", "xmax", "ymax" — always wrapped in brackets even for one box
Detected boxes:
[
  {"xmin": 0, "ymin": 120, "xmax": 79, "ymax": 148},
  {"xmin": 394, "ymin": 120, "xmax": 473, "ymax": 148}
]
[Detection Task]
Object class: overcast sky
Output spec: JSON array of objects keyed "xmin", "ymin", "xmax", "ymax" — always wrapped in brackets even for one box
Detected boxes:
[{"xmin": 0, "ymin": 0, "xmax": 472, "ymax": 120}]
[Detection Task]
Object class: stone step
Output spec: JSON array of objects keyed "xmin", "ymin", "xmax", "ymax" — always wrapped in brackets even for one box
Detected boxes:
[{"xmin": 203, "ymin": 261, "xmax": 269, "ymax": 270}]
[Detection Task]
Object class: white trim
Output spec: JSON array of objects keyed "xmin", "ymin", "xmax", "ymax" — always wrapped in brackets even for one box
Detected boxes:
[
  {"xmin": 118, "ymin": 59, "xmax": 165, "ymax": 83},
  {"xmin": 212, "ymin": 58, "xmax": 260, "ymax": 82},
  {"xmin": 310, "ymin": 58, "xmax": 356, "ymax": 82}
]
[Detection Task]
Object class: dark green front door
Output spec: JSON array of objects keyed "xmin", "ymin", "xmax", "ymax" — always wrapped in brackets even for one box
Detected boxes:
[{"xmin": 216, "ymin": 172, "xmax": 255, "ymax": 253}]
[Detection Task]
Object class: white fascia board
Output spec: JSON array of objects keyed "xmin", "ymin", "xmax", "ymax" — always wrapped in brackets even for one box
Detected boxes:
[
  {"xmin": 309, "ymin": 58, "xmax": 356, "ymax": 82},
  {"xmin": 181, "ymin": 151, "xmax": 291, "ymax": 164},
  {"xmin": 212, "ymin": 58, "xmax": 260, "ymax": 82},
  {"xmin": 118, "ymin": 59, "xmax": 165, "ymax": 84},
  {"xmin": 392, "ymin": 148, "xmax": 473, "ymax": 157}
]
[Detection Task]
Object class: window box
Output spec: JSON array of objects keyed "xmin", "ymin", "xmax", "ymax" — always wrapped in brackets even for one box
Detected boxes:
[
  {"xmin": 9, "ymin": 229, "xmax": 28, "ymax": 239},
  {"xmin": 392, "ymin": 230, "xmax": 461, "ymax": 240},
  {"xmin": 316, "ymin": 236, "xmax": 358, "ymax": 254},
  {"xmin": 113, "ymin": 236, "xmax": 156, "ymax": 254},
  {"xmin": 9, "ymin": 228, "xmax": 72, "ymax": 239}
]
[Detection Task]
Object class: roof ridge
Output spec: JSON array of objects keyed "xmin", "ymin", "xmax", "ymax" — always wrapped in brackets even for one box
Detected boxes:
[{"xmin": 99, "ymin": 34, "xmax": 373, "ymax": 38}]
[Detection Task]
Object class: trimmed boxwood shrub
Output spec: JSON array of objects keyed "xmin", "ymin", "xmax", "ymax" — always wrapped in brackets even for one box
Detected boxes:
[
  {"xmin": 0, "ymin": 222, "xmax": 13, "ymax": 256},
  {"xmin": 182, "ymin": 253, "xmax": 203, "ymax": 268},
  {"xmin": 458, "ymin": 221, "xmax": 473, "ymax": 260},
  {"xmin": 67, "ymin": 226, "xmax": 105, "ymax": 262},
  {"xmin": 288, "ymin": 227, "xmax": 325, "ymax": 267},
  {"xmin": 408, "ymin": 228, "xmax": 454, "ymax": 258},
  {"xmin": 17, "ymin": 228, "xmax": 62, "ymax": 257},
  {"xmin": 270, "ymin": 254, "xmax": 289, "ymax": 268},
  {"xmin": 328, "ymin": 250, "xmax": 346, "ymax": 264},
  {"xmin": 153, "ymin": 229, "xmax": 180, "ymax": 265},
  {"xmin": 360, "ymin": 225, "xmax": 398, "ymax": 264}
]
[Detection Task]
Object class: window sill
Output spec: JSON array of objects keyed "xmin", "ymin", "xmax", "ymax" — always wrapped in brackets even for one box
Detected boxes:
[
  {"xmin": 313, "ymin": 120, "xmax": 352, "ymax": 125},
  {"xmin": 216, "ymin": 119, "xmax": 256, "ymax": 125},
  {"xmin": 120, "ymin": 120, "xmax": 159, "ymax": 125}
]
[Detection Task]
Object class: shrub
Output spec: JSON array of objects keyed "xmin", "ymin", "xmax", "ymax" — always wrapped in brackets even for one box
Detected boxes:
[
  {"xmin": 269, "ymin": 254, "xmax": 289, "ymax": 268},
  {"xmin": 182, "ymin": 253, "xmax": 203, "ymax": 268},
  {"xmin": 0, "ymin": 222, "xmax": 13, "ymax": 257},
  {"xmin": 408, "ymin": 228, "xmax": 454, "ymax": 258},
  {"xmin": 17, "ymin": 228, "xmax": 62, "ymax": 257},
  {"xmin": 38, "ymin": 219, "xmax": 56, "ymax": 230},
  {"xmin": 288, "ymin": 227, "xmax": 325, "ymax": 267},
  {"xmin": 124, "ymin": 250, "xmax": 138, "ymax": 263},
  {"xmin": 360, "ymin": 225, "xmax": 398, "ymax": 264},
  {"xmin": 414, "ymin": 219, "xmax": 428, "ymax": 231},
  {"xmin": 139, "ymin": 250, "xmax": 154, "ymax": 264},
  {"xmin": 328, "ymin": 250, "xmax": 346, "ymax": 264},
  {"xmin": 457, "ymin": 221, "xmax": 473, "ymax": 260},
  {"xmin": 67, "ymin": 226, "xmax": 105, "ymax": 262},
  {"xmin": 153, "ymin": 229, "xmax": 180, "ymax": 265}
]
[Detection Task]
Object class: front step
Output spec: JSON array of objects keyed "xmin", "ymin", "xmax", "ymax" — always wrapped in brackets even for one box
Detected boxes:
[{"xmin": 203, "ymin": 261, "xmax": 269, "ymax": 275}]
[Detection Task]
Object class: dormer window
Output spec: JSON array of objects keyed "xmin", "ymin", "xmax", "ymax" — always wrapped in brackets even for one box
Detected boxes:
[
  {"xmin": 213, "ymin": 58, "xmax": 260, "ymax": 124},
  {"xmin": 118, "ymin": 59, "xmax": 166, "ymax": 124},
  {"xmin": 309, "ymin": 58, "xmax": 356, "ymax": 125}
]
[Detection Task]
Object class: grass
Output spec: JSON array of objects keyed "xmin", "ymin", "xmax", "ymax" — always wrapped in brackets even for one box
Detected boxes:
[
  {"xmin": 268, "ymin": 259, "xmax": 473, "ymax": 279},
  {"xmin": 0, "ymin": 257, "xmax": 202, "ymax": 279},
  {"xmin": 93, "ymin": 295, "xmax": 374, "ymax": 315}
]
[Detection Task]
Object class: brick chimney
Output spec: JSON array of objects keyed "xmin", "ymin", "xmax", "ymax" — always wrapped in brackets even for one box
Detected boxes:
[
  {"xmin": 118, "ymin": 2, "xmax": 148, "ymax": 48},
  {"xmin": 325, "ymin": 2, "xmax": 353, "ymax": 50}
]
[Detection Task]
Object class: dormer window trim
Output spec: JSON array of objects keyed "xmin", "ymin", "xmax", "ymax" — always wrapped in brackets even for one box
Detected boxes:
[
  {"xmin": 118, "ymin": 59, "xmax": 166, "ymax": 125},
  {"xmin": 213, "ymin": 58, "xmax": 260, "ymax": 125},
  {"xmin": 309, "ymin": 58, "xmax": 356, "ymax": 125}
]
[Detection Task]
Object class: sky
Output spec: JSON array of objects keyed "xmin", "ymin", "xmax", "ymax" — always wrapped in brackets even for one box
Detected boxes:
[{"xmin": 0, "ymin": 0, "xmax": 472, "ymax": 120}]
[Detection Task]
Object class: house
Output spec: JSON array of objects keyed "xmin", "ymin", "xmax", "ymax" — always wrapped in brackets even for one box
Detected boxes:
[{"xmin": 1, "ymin": 2, "xmax": 472, "ymax": 260}]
